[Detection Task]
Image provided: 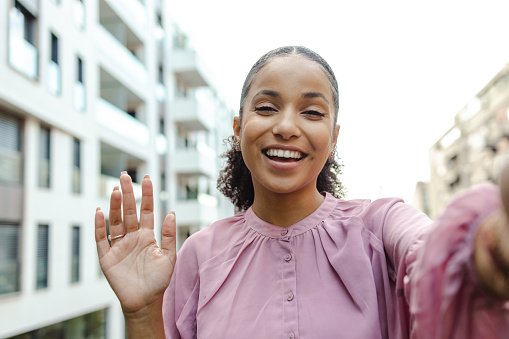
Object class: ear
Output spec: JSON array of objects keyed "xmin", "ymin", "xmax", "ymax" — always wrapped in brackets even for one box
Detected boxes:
[
  {"xmin": 233, "ymin": 116, "xmax": 241, "ymax": 142},
  {"xmin": 329, "ymin": 124, "xmax": 340, "ymax": 158},
  {"xmin": 330, "ymin": 124, "xmax": 340, "ymax": 154}
]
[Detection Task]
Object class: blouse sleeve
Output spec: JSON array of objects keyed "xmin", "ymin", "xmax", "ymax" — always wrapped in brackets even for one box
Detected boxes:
[
  {"xmin": 385, "ymin": 184, "xmax": 509, "ymax": 338},
  {"xmin": 162, "ymin": 238, "xmax": 200, "ymax": 339}
]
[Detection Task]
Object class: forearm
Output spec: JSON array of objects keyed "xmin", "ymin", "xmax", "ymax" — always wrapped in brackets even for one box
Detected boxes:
[
  {"xmin": 474, "ymin": 209, "xmax": 509, "ymax": 299},
  {"xmin": 124, "ymin": 298, "xmax": 166, "ymax": 339}
]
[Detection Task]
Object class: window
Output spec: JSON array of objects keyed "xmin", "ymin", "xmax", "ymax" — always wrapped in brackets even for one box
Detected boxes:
[
  {"xmin": 74, "ymin": 56, "xmax": 86, "ymax": 111},
  {"xmin": 39, "ymin": 126, "xmax": 50, "ymax": 188},
  {"xmin": 72, "ymin": 138, "xmax": 81, "ymax": 193},
  {"xmin": 48, "ymin": 32, "xmax": 61, "ymax": 95},
  {"xmin": 0, "ymin": 113, "xmax": 22, "ymax": 184},
  {"xmin": 0, "ymin": 224, "xmax": 20, "ymax": 294},
  {"xmin": 9, "ymin": 1, "xmax": 39, "ymax": 78},
  {"xmin": 36, "ymin": 225, "xmax": 49, "ymax": 289},
  {"xmin": 71, "ymin": 226, "xmax": 80, "ymax": 283},
  {"xmin": 51, "ymin": 33, "xmax": 58, "ymax": 64},
  {"xmin": 77, "ymin": 57, "xmax": 83, "ymax": 84}
]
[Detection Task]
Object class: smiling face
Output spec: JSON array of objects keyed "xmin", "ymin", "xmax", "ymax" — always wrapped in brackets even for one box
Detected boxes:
[{"xmin": 234, "ymin": 55, "xmax": 340, "ymax": 201}]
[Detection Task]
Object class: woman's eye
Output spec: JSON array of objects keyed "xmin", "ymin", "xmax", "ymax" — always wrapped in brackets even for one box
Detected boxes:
[
  {"xmin": 303, "ymin": 110, "xmax": 325, "ymax": 118},
  {"xmin": 254, "ymin": 106, "xmax": 276, "ymax": 112}
]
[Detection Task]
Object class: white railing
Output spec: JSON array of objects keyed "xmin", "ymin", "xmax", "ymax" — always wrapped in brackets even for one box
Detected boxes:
[
  {"xmin": 8, "ymin": 9, "xmax": 38, "ymax": 79},
  {"xmin": 46, "ymin": 60, "xmax": 61, "ymax": 95},
  {"xmin": 172, "ymin": 97, "xmax": 214, "ymax": 131},
  {"xmin": 155, "ymin": 83, "xmax": 166, "ymax": 102},
  {"xmin": 107, "ymin": 0, "xmax": 147, "ymax": 34},
  {"xmin": 73, "ymin": 0, "xmax": 85, "ymax": 30},
  {"xmin": 96, "ymin": 98, "xmax": 149, "ymax": 146},
  {"xmin": 73, "ymin": 81, "xmax": 86, "ymax": 111},
  {"xmin": 95, "ymin": 24, "xmax": 148, "ymax": 88}
]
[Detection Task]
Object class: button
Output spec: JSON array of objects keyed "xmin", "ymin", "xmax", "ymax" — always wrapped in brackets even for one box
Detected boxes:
[
  {"xmin": 280, "ymin": 229, "xmax": 288, "ymax": 236},
  {"xmin": 284, "ymin": 253, "xmax": 292, "ymax": 262},
  {"xmin": 286, "ymin": 292, "xmax": 294, "ymax": 301},
  {"xmin": 288, "ymin": 333, "xmax": 295, "ymax": 339}
]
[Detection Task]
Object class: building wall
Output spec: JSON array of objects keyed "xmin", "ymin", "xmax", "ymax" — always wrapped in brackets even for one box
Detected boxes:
[
  {"xmin": 0, "ymin": 0, "xmax": 234, "ymax": 337},
  {"xmin": 428, "ymin": 63, "xmax": 509, "ymax": 218}
]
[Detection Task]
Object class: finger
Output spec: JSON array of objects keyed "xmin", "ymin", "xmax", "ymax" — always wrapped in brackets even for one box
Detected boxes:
[
  {"xmin": 161, "ymin": 212, "xmax": 177, "ymax": 259},
  {"xmin": 140, "ymin": 174, "xmax": 154, "ymax": 229},
  {"xmin": 120, "ymin": 171, "xmax": 139, "ymax": 233},
  {"xmin": 95, "ymin": 208, "xmax": 110, "ymax": 258},
  {"xmin": 109, "ymin": 186, "xmax": 124, "ymax": 242}
]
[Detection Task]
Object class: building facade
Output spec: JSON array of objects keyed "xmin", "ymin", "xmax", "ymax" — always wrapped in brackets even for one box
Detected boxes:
[
  {"xmin": 428, "ymin": 63, "xmax": 509, "ymax": 218},
  {"xmin": 0, "ymin": 0, "xmax": 234, "ymax": 337}
]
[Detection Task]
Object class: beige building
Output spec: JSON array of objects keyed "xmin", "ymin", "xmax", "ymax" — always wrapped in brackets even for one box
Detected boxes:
[
  {"xmin": 0, "ymin": 0, "xmax": 234, "ymax": 337},
  {"xmin": 428, "ymin": 63, "xmax": 509, "ymax": 218}
]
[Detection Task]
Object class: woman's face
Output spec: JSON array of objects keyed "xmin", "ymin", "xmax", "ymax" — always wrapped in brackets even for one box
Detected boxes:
[{"xmin": 234, "ymin": 55, "xmax": 339, "ymax": 198}]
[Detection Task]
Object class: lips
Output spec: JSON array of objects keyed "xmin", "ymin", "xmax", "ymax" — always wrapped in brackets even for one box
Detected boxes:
[{"xmin": 263, "ymin": 147, "xmax": 306, "ymax": 162}]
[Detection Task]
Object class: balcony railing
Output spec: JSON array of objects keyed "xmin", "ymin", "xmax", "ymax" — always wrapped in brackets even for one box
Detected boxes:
[
  {"xmin": 47, "ymin": 60, "xmax": 61, "ymax": 95},
  {"xmin": 8, "ymin": 9, "xmax": 38, "ymax": 79},
  {"xmin": 174, "ymin": 144, "xmax": 216, "ymax": 177},
  {"xmin": 95, "ymin": 24, "xmax": 148, "ymax": 89},
  {"xmin": 96, "ymin": 98, "xmax": 149, "ymax": 146},
  {"xmin": 105, "ymin": 0, "xmax": 147, "ymax": 38},
  {"xmin": 171, "ymin": 97, "xmax": 214, "ymax": 131},
  {"xmin": 175, "ymin": 193, "xmax": 218, "ymax": 226},
  {"xmin": 172, "ymin": 49, "xmax": 208, "ymax": 87},
  {"xmin": 73, "ymin": 81, "xmax": 86, "ymax": 111},
  {"xmin": 73, "ymin": 0, "xmax": 85, "ymax": 30}
]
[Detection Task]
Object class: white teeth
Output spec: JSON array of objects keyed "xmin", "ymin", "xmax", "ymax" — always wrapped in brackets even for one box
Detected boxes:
[{"xmin": 266, "ymin": 149, "xmax": 303, "ymax": 159}]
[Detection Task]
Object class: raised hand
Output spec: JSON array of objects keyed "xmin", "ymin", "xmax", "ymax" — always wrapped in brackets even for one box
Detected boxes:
[{"xmin": 95, "ymin": 172, "xmax": 176, "ymax": 321}]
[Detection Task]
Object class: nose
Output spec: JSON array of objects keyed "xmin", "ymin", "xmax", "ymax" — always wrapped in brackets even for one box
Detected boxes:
[{"xmin": 272, "ymin": 109, "xmax": 301, "ymax": 140}]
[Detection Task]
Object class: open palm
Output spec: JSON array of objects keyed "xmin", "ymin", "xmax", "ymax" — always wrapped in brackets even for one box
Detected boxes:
[{"xmin": 95, "ymin": 173, "xmax": 176, "ymax": 314}]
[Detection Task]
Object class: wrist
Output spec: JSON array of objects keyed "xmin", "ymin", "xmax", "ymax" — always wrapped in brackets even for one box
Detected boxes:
[
  {"xmin": 474, "ymin": 210, "xmax": 509, "ymax": 299},
  {"xmin": 123, "ymin": 298, "xmax": 165, "ymax": 339}
]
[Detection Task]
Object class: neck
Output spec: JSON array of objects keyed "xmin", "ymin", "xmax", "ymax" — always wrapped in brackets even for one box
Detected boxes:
[{"xmin": 251, "ymin": 186, "xmax": 325, "ymax": 227}]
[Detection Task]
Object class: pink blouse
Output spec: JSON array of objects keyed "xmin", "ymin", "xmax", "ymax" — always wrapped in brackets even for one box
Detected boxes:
[{"xmin": 163, "ymin": 185, "xmax": 509, "ymax": 338}]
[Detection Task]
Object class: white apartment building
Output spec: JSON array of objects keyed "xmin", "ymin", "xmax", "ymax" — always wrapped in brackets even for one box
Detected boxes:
[
  {"xmin": 428, "ymin": 63, "xmax": 509, "ymax": 218},
  {"xmin": 0, "ymin": 0, "xmax": 234, "ymax": 337}
]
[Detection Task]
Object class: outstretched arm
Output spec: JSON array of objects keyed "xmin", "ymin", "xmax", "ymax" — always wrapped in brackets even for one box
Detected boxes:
[{"xmin": 95, "ymin": 172, "xmax": 177, "ymax": 338}]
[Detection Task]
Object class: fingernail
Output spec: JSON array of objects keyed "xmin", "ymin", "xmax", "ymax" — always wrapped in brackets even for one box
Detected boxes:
[
  {"xmin": 144, "ymin": 174, "xmax": 150, "ymax": 179},
  {"xmin": 96, "ymin": 207, "xmax": 101, "ymax": 211},
  {"xmin": 121, "ymin": 171, "xmax": 127, "ymax": 175},
  {"xmin": 113, "ymin": 186, "xmax": 119, "ymax": 191}
]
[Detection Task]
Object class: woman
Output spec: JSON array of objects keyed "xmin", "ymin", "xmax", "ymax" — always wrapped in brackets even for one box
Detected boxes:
[{"xmin": 95, "ymin": 46, "xmax": 509, "ymax": 338}]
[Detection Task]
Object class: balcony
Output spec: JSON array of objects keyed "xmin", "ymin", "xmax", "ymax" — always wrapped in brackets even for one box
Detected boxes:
[
  {"xmin": 95, "ymin": 24, "xmax": 148, "ymax": 91},
  {"xmin": 8, "ymin": 9, "xmax": 38, "ymax": 79},
  {"xmin": 46, "ymin": 60, "xmax": 61, "ymax": 95},
  {"xmin": 171, "ymin": 97, "xmax": 214, "ymax": 131},
  {"xmin": 102, "ymin": 0, "xmax": 147, "ymax": 41},
  {"xmin": 173, "ymin": 144, "xmax": 216, "ymax": 177},
  {"xmin": 172, "ymin": 49, "xmax": 209, "ymax": 87},
  {"xmin": 175, "ymin": 193, "xmax": 218, "ymax": 226},
  {"xmin": 96, "ymin": 98, "xmax": 149, "ymax": 146}
]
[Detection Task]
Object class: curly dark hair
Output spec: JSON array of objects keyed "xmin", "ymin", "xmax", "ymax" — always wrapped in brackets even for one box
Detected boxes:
[{"xmin": 217, "ymin": 46, "xmax": 346, "ymax": 211}]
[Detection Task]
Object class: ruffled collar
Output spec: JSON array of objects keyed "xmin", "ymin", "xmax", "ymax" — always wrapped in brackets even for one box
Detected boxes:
[{"xmin": 244, "ymin": 192, "xmax": 339, "ymax": 238}]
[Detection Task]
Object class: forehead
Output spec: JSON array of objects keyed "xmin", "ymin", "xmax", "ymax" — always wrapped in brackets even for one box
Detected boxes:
[{"xmin": 248, "ymin": 55, "xmax": 332, "ymax": 98}]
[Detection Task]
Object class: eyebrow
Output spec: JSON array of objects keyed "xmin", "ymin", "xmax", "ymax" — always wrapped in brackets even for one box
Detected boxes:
[
  {"xmin": 251, "ymin": 90, "xmax": 329, "ymax": 105},
  {"xmin": 252, "ymin": 90, "xmax": 281, "ymax": 101},
  {"xmin": 301, "ymin": 92, "xmax": 329, "ymax": 105}
]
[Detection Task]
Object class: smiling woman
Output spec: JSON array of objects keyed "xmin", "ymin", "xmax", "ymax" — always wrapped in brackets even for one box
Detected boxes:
[{"xmin": 95, "ymin": 46, "xmax": 509, "ymax": 339}]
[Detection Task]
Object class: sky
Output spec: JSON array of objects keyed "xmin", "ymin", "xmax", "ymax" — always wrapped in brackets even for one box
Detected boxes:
[{"xmin": 167, "ymin": 0, "xmax": 509, "ymax": 203}]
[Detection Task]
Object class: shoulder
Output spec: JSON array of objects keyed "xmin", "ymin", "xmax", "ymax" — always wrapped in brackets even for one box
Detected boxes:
[{"xmin": 178, "ymin": 210, "xmax": 249, "ymax": 263}]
